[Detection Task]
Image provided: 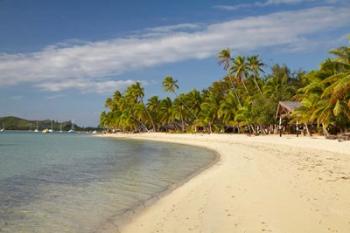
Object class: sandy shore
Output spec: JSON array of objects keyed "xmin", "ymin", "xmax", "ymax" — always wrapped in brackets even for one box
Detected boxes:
[{"xmin": 102, "ymin": 133, "xmax": 350, "ymax": 233}]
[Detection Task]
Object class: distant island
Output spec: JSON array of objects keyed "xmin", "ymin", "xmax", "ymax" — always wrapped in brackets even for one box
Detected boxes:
[{"xmin": 0, "ymin": 116, "xmax": 98, "ymax": 132}]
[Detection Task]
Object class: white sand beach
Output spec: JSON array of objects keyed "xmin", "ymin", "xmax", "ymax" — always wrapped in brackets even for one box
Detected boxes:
[{"xmin": 103, "ymin": 133, "xmax": 350, "ymax": 233}]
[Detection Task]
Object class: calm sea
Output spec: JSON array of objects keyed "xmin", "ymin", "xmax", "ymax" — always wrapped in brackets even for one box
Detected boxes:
[{"xmin": 0, "ymin": 132, "xmax": 216, "ymax": 233}]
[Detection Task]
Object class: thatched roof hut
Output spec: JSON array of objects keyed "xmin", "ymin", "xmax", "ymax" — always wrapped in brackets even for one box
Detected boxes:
[{"xmin": 275, "ymin": 101, "xmax": 301, "ymax": 119}]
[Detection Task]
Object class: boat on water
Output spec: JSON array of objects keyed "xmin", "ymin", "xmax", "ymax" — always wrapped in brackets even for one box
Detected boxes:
[
  {"xmin": 59, "ymin": 123, "xmax": 63, "ymax": 133},
  {"xmin": 0, "ymin": 123, "xmax": 5, "ymax": 132},
  {"xmin": 34, "ymin": 121, "xmax": 39, "ymax": 132},
  {"xmin": 42, "ymin": 129, "xmax": 49, "ymax": 133},
  {"xmin": 68, "ymin": 121, "xmax": 75, "ymax": 133},
  {"xmin": 48, "ymin": 120, "xmax": 54, "ymax": 133}
]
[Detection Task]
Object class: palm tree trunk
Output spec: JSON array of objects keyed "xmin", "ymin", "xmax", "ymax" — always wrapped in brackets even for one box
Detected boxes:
[
  {"xmin": 142, "ymin": 100, "xmax": 156, "ymax": 132},
  {"xmin": 250, "ymin": 125, "xmax": 256, "ymax": 134},
  {"xmin": 304, "ymin": 123, "xmax": 311, "ymax": 136},
  {"xmin": 322, "ymin": 125, "xmax": 329, "ymax": 137},
  {"xmin": 242, "ymin": 80, "xmax": 249, "ymax": 94},
  {"xmin": 228, "ymin": 76, "xmax": 242, "ymax": 106},
  {"xmin": 180, "ymin": 112, "xmax": 185, "ymax": 132},
  {"xmin": 174, "ymin": 93, "xmax": 198, "ymax": 120},
  {"xmin": 253, "ymin": 77, "xmax": 263, "ymax": 95}
]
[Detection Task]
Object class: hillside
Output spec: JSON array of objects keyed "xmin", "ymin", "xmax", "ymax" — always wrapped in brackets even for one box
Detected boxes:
[{"xmin": 0, "ymin": 116, "xmax": 83, "ymax": 131}]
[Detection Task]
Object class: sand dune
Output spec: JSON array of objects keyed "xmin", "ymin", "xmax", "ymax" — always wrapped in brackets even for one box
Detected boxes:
[{"xmin": 103, "ymin": 133, "xmax": 350, "ymax": 233}]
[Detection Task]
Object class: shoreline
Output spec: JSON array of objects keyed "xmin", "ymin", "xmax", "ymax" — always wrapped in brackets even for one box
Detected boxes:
[
  {"xmin": 101, "ymin": 133, "xmax": 350, "ymax": 233},
  {"xmin": 96, "ymin": 135, "xmax": 221, "ymax": 233}
]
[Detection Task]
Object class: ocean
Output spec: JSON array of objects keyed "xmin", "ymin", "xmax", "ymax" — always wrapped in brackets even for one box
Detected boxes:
[{"xmin": 0, "ymin": 132, "xmax": 216, "ymax": 233}]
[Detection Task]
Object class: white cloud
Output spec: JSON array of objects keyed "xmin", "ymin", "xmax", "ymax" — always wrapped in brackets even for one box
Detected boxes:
[
  {"xmin": 36, "ymin": 79, "xmax": 138, "ymax": 94},
  {"xmin": 214, "ymin": 0, "xmax": 317, "ymax": 11},
  {"xmin": 265, "ymin": 0, "xmax": 315, "ymax": 4},
  {"xmin": 0, "ymin": 6, "xmax": 349, "ymax": 93}
]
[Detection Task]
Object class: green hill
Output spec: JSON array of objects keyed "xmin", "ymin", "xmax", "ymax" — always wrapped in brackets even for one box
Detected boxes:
[{"xmin": 0, "ymin": 116, "xmax": 83, "ymax": 131}]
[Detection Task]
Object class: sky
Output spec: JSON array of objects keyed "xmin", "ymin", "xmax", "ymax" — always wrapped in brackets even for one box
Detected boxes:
[{"xmin": 0, "ymin": 0, "xmax": 349, "ymax": 126}]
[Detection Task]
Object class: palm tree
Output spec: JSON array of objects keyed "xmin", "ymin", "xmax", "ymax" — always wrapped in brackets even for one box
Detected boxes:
[
  {"xmin": 147, "ymin": 96, "xmax": 161, "ymax": 131},
  {"xmin": 126, "ymin": 82, "xmax": 156, "ymax": 131},
  {"xmin": 247, "ymin": 55, "xmax": 264, "ymax": 95},
  {"xmin": 162, "ymin": 76, "xmax": 179, "ymax": 94},
  {"xmin": 217, "ymin": 48, "xmax": 232, "ymax": 70},
  {"xmin": 199, "ymin": 91, "xmax": 220, "ymax": 133},
  {"xmin": 217, "ymin": 50, "xmax": 242, "ymax": 106},
  {"xmin": 159, "ymin": 97, "xmax": 174, "ymax": 130},
  {"xmin": 218, "ymin": 90, "xmax": 239, "ymax": 130},
  {"xmin": 172, "ymin": 95, "xmax": 187, "ymax": 132},
  {"xmin": 230, "ymin": 56, "xmax": 249, "ymax": 93},
  {"xmin": 263, "ymin": 65, "xmax": 296, "ymax": 103},
  {"xmin": 234, "ymin": 100, "xmax": 256, "ymax": 134},
  {"xmin": 162, "ymin": 76, "xmax": 198, "ymax": 121}
]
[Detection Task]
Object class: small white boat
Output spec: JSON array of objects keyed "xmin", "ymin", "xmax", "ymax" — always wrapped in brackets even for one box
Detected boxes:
[
  {"xmin": 48, "ymin": 121, "xmax": 54, "ymax": 133},
  {"xmin": 68, "ymin": 120, "xmax": 75, "ymax": 133},
  {"xmin": 42, "ymin": 129, "xmax": 49, "ymax": 133},
  {"xmin": 34, "ymin": 121, "xmax": 39, "ymax": 132},
  {"xmin": 92, "ymin": 130, "xmax": 97, "ymax": 134},
  {"xmin": 0, "ymin": 128, "xmax": 4, "ymax": 132}
]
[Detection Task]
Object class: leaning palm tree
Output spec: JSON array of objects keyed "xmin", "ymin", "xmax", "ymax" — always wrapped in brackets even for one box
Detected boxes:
[
  {"xmin": 247, "ymin": 55, "xmax": 264, "ymax": 95},
  {"xmin": 230, "ymin": 56, "xmax": 249, "ymax": 93},
  {"xmin": 217, "ymin": 49, "xmax": 242, "ymax": 106},
  {"xmin": 217, "ymin": 48, "xmax": 232, "ymax": 70}
]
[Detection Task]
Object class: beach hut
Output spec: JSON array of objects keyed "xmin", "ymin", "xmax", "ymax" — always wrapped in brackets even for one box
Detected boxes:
[
  {"xmin": 275, "ymin": 101, "xmax": 302, "ymax": 135},
  {"xmin": 275, "ymin": 101, "xmax": 301, "ymax": 120}
]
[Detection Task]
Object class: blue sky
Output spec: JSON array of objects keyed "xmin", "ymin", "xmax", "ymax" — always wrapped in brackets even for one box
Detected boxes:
[{"xmin": 0, "ymin": 0, "xmax": 349, "ymax": 126}]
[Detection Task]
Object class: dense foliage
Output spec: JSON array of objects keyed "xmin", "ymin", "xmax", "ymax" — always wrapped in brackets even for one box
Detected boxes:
[{"xmin": 101, "ymin": 42, "xmax": 350, "ymax": 135}]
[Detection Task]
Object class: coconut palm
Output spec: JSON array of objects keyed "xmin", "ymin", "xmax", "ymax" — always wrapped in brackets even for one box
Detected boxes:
[
  {"xmin": 230, "ymin": 56, "xmax": 249, "ymax": 93},
  {"xmin": 159, "ymin": 97, "xmax": 174, "ymax": 130},
  {"xmin": 162, "ymin": 76, "xmax": 198, "ymax": 121},
  {"xmin": 218, "ymin": 90, "xmax": 238, "ymax": 126},
  {"xmin": 125, "ymin": 82, "xmax": 156, "ymax": 131},
  {"xmin": 199, "ymin": 91, "xmax": 220, "ymax": 133},
  {"xmin": 147, "ymin": 96, "xmax": 161, "ymax": 131},
  {"xmin": 247, "ymin": 55, "xmax": 264, "ymax": 95},
  {"xmin": 217, "ymin": 48, "xmax": 232, "ymax": 70},
  {"xmin": 162, "ymin": 76, "xmax": 179, "ymax": 94},
  {"xmin": 217, "ymin": 51, "xmax": 243, "ymax": 106}
]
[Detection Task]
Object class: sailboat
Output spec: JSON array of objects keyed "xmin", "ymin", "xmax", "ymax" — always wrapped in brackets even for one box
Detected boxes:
[
  {"xmin": 48, "ymin": 120, "xmax": 54, "ymax": 133},
  {"xmin": 34, "ymin": 121, "xmax": 39, "ymax": 132},
  {"xmin": 68, "ymin": 121, "xmax": 75, "ymax": 133},
  {"xmin": 0, "ymin": 123, "xmax": 4, "ymax": 132},
  {"xmin": 59, "ymin": 123, "xmax": 63, "ymax": 133}
]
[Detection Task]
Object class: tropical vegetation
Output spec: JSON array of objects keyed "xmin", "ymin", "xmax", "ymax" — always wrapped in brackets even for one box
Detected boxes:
[{"xmin": 100, "ymin": 41, "xmax": 350, "ymax": 135}]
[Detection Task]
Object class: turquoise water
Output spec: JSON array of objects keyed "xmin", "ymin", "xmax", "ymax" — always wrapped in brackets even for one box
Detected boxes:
[{"xmin": 0, "ymin": 132, "xmax": 216, "ymax": 233}]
